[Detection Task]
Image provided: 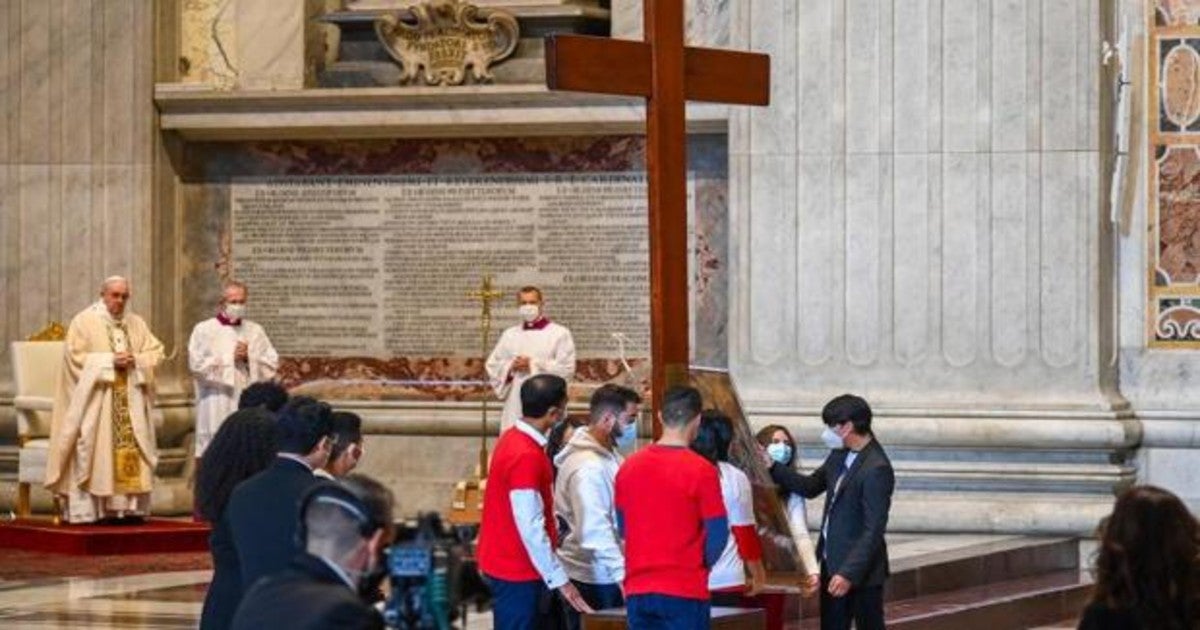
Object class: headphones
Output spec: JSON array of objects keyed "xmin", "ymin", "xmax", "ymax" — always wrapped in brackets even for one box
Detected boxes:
[{"xmin": 295, "ymin": 481, "xmax": 384, "ymax": 548}]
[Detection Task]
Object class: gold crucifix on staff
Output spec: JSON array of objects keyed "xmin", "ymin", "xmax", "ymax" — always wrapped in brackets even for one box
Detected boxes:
[
  {"xmin": 449, "ymin": 274, "xmax": 506, "ymax": 525},
  {"xmin": 467, "ymin": 273, "xmax": 506, "ymax": 478}
]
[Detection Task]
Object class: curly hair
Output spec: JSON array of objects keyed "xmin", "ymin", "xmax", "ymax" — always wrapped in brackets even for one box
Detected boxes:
[
  {"xmin": 195, "ymin": 407, "xmax": 279, "ymax": 522},
  {"xmin": 1090, "ymin": 485, "xmax": 1200, "ymax": 630}
]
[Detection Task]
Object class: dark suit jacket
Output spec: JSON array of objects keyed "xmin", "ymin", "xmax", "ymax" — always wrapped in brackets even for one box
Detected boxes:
[
  {"xmin": 199, "ymin": 513, "xmax": 241, "ymax": 630},
  {"xmin": 230, "ymin": 553, "xmax": 384, "ymax": 630},
  {"xmin": 226, "ymin": 457, "xmax": 327, "ymax": 595},
  {"xmin": 770, "ymin": 438, "xmax": 895, "ymax": 588}
]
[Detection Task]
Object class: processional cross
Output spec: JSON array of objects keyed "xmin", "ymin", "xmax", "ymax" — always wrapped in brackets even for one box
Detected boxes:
[
  {"xmin": 544, "ymin": 0, "xmax": 770, "ymax": 435},
  {"xmin": 467, "ymin": 274, "xmax": 506, "ymax": 477}
]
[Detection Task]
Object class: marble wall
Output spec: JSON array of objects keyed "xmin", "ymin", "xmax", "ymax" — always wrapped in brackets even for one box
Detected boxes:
[
  {"xmin": 1119, "ymin": 0, "xmax": 1200, "ymax": 509},
  {"xmin": 176, "ymin": 134, "xmax": 730, "ymax": 399},
  {"xmin": 731, "ymin": 0, "xmax": 1108, "ymax": 409},
  {"xmin": 0, "ymin": 1, "xmax": 158, "ymax": 435},
  {"xmin": 723, "ymin": 0, "xmax": 1145, "ymax": 531}
]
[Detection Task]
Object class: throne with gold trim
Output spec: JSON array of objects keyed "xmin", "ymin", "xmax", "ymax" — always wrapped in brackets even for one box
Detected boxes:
[{"xmin": 10, "ymin": 322, "xmax": 66, "ymax": 517}]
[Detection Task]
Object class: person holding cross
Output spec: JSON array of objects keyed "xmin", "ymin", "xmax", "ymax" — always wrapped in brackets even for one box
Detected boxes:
[{"xmin": 485, "ymin": 286, "xmax": 577, "ymax": 433}]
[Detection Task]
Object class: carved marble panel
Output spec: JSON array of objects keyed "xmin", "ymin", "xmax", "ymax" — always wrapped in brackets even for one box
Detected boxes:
[{"xmin": 180, "ymin": 135, "xmax": 729, "ymax": 399}]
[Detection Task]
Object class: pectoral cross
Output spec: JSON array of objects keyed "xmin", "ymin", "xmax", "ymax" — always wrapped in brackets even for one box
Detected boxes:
[
  {"xmin": 467, "ymin": 274, "xmax": 506, "ymax": 478},
  {"xmin": 544, "ymin": 0, "xmax": 771, "ymax": 435}
]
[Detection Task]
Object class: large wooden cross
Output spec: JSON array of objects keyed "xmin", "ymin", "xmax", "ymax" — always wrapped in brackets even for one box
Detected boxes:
[{"xmin": 544, "ymin": 1, "xmax": 770, "ymax": 434}]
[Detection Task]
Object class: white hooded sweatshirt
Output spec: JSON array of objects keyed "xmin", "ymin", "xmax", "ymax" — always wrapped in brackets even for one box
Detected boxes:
[{"xmin": 552, "ymin": 427, "xmax": 625, "ymax": 585}]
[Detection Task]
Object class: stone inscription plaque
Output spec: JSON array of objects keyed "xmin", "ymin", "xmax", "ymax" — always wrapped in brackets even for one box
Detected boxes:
[{"xmin": 231, "ymin": 174, "xmax": 694, "ymax": 359}]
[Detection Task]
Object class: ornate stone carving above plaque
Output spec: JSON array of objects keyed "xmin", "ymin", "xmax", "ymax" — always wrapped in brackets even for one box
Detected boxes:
[{"xmin": 374, "ymin": 0, "xmax": 519, "ymax": 85}]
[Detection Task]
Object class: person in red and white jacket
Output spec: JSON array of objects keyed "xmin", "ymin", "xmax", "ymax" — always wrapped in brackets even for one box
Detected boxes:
[
  {"xmin": 691, "ymin": 410, "xmax": 768, "ymax": 605},
  {"xmin": 476, "ymin": 374, "xmax": 592, "ymax": 629}
]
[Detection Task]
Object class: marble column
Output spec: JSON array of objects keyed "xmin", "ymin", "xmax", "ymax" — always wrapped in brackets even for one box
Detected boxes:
[{"xmin": 728, "ymin": 0, "xmax": 1134, "ymax": 533}]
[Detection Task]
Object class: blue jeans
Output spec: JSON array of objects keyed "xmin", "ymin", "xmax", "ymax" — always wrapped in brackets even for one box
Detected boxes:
[
  {"xmin": 626, "ymin": 593, "xmax": 709, "ymax": 630},
  {"xmin": 485, "ymin": 575, "xmax": 551, "ymax": 630},
  {"xmin": 565, "ymin": 581, "xmax": 624, "ymax": 630}
]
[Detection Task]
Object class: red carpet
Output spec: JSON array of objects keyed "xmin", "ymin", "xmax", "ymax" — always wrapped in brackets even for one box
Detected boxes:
[{"xmin": 0, "ymin": 518, "xmax": 210, "ymax": 555}]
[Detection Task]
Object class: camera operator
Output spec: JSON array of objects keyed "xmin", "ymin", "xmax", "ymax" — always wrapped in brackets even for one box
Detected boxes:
[{"xmin": 231, "ymin": 474, "xmax": 395, "ymax": 630}]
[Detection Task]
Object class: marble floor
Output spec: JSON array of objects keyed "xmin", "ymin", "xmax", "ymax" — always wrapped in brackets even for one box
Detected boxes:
[
  {"xmin": 0, "ymin": 566, "xmax": 495, "ymax": 629},
  {"xmin": 0, "ymin": 534, "xmax": 1088, "ymax": 629}
]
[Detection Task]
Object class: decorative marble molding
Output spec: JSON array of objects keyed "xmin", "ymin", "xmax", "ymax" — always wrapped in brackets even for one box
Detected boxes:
[
  {"xmin": 1148, "ymin": 13, "xmax": 1200, "ymax": 348},
  {"xmin": 154, "ymin": 84, "xmax": 730, "ymax": 140}
]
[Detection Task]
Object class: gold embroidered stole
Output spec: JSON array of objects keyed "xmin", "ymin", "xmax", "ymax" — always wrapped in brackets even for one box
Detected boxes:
[{"xmin": 106, "ymin": 320, "xmax": 149, "ymax": 494}]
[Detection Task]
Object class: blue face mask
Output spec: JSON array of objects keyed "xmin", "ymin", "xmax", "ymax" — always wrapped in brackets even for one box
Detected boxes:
[
  {"xmin": 613, "ymin": 417, "xmax": 637, "ymax": 450},
  {"xmin": 766, "ymin": 442, "xmax": 792, "ymax": 465}
]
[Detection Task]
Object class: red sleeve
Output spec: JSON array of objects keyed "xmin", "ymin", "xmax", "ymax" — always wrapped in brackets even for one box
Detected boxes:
[
  {"xmin": 509, "ymin": 448, "xmax": 547, "ymax": 490},
  {"xmin": 696, "ymin": 460, "xmax": 727, "ymax": 520},
  {"xmin": 731, "ymin": 525, "xmax": 763, "ymax": 561}
]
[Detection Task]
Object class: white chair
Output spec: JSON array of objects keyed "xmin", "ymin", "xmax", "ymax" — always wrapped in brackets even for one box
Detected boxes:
[{"xmin": 10, "ymin": 339, "xmax": 64, "ymax": 518}]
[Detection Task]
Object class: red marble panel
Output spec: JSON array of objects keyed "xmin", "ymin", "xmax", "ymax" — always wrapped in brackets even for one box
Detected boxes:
[
  {"xmin": 1158, "ymin": 0, "xmax": 1200, "ymax": 26},
  {"xmin": 1157, "ymin": 145, "xmax": 1200, "ymax": 284},
  {"xmin": 281, "ymin": 356, "xmax": 650, "ymax": 401}
]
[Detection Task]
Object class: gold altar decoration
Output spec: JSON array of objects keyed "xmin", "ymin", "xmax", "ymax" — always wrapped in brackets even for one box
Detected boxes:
[
  {"xmin": 448, "ymin": 274, "xmax": 506, "ymax": 525},
  {"xmin": 374, "ymin": 0, "xmax": 519, "ymax": 86},
  {"xmin": 27, "ymin": 321, "xmax": 66, "ymax": 342}
]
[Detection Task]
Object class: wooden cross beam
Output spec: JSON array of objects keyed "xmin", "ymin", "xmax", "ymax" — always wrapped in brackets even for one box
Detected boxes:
[{"xmin": 544, "ymin": 0, "xmax": 770, "ymax": 436}]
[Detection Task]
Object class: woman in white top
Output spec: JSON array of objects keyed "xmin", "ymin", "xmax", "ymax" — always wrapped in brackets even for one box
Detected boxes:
[
  {"xmin": 692, "ymin": 410, "xmax": 768, "ymax": 606},
  {"xmin": 757, "ymin": 424, "xmax": 821, "ymax": 594}
]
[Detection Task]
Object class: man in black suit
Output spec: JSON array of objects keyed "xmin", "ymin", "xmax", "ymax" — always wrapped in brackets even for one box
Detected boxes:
[
  {"xmin": 768, "ymin": 394, "xmax": 894, "ymax": 630},
  {"xmin": 226, "ymin": 396, "xmax": 334, "ymax": 596},
  {"xmin": 231, "ymin": 474, "xmax": 394, "ymax": 630}
]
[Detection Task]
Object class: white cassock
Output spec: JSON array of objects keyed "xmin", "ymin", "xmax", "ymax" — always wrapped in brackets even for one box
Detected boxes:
[
  {"xmin": 45, "ymin": 302, "xmax": 163, "ymax": 523},
  {"xmin": 187, "ymin": 317, "xmax": 278, "ymax": 457},
  {"xmin": 485, "ymin": 320, "xmax": 576, "ymax": 432}
]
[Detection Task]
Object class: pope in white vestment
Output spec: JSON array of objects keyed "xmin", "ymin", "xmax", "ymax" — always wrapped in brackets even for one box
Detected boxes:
[
  {"xmin": 188, "ymin": 282, "xmax": 279, "ymax": 458},
  {"xmin": 45, "ymin": 277, "xmax": 164, "ymax": 523},
  {"xmin": 485, "ymin": 287, "xmax": 576, "ymax": 432}
]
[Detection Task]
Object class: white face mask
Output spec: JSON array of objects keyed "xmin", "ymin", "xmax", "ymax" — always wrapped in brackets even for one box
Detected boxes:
[
  {"xmin": 518, "ymin": 303, "xmax": 540, "ymax": 323},
  {"xmin": 820, "ymin": 426, "xmax": 845, "ymax": 450},
  {"xmin": 224, "ymin": 303, "xmax": 246, "ymax": 320}
]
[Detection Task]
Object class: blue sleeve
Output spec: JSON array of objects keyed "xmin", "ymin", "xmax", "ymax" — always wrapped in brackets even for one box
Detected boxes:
[
  {"xmin": 616, "ymin": 508, "xmax": 626, "ymax": 538},
  {"xmin": 703, "ymin": 516, "xmax": 729, "ymax": 568}
]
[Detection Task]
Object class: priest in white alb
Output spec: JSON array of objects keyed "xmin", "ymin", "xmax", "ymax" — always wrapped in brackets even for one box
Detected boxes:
[
  {"xmin": 187, "ymin": 280, "xmax": 279, "ymax": 459},
  {"xmin": 486, "ymin": 286, "xmax": 576, "ymax": 431},
  {"xmin": 45, "ymin": 276, "xmax": 164, "ymax": 523}
]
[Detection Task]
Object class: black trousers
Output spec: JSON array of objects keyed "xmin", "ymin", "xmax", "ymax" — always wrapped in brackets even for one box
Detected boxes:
[{"xmin": 819, "ymin": 568, "xmax": 885, "ymax": 630}]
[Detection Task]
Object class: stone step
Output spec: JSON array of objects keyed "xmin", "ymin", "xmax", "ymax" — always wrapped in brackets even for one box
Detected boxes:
[
  {"xmin": 885, "ymin": 536, "xmax": 1080, "ymax": 601},
  {"xmin": 794, "ymin": 570, "xmax": 1091, "ymax": 630},
  {"xmin": 774, "ymin": 535, "xmax": 1081, "ymax": 620},
  {"xmin": 886, "ymin": 570, "xmax": 1093, "ymax": 630}
]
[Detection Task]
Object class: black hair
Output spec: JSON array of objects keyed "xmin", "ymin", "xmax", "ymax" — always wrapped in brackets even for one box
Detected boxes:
[
  {"xmin": 589, "ymin": 384, "xmax": 634, "ymax": 423},
  {"xmin": 520, "ymin": 374, "xmax": 568, "ymax": 419},
  {"xmin": 328, "ymin": 411, "xmax": 364, "ymax": 462},
  {"xmin": 821, "ymin": 393, "xmax": 873, "ymax": 435},
  {"xmin": 691, "ymin": 409, "xmax": 733, "ymax": 464},
  {"xmin": 661, "ymin": 385, "xmax": 702, "ymax": 428},
  {"xmin": 276, "ymin": 396, "xmax": 334, "ymax": 455},
  {"xmin": 195, "ymin": 407, "xmax": 278, "ymax": 522},
  {"xmin": 238, "ymin": 381, "xmax": 290, "ymax": 412}
]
